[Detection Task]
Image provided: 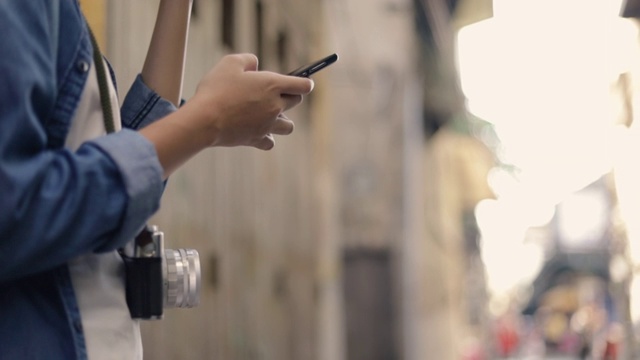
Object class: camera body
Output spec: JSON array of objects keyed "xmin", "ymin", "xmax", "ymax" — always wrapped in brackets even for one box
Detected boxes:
[{"xmin": 120, "ymin": 225, "xmax": 201, "ymax": 320}]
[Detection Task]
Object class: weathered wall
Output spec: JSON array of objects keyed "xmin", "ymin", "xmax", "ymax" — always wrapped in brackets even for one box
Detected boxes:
[
  {"xmin": 104, "ymin": 1, "xmax": 327, "ymax": 359},
  {"xmin": 89, "ymin": 0, "xmax": 432, "ymax": 358},
  {"xmin": 420, "ymin": 128, "xmax": 494, "ymax": 359},
  {"xmin": 320, "ymin": 0, "xmax": 424, "ymax": 359}
]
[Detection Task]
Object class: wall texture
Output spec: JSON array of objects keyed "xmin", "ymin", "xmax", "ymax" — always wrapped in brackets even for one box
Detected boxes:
[
  {"xmin": 95, "ymin": 0, "xmax": 436, "ymax": 358},
  {"xmin": 105, "ymin": 1, "xmax": 327, "ymax": 359}
]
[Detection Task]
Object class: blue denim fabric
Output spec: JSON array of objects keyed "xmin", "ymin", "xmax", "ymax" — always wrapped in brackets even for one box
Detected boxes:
[{"xmin": 0, "ymin": 1, "xmax": 175, "ymax": 358}]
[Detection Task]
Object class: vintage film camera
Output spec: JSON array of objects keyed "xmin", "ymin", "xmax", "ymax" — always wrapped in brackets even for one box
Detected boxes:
[{"xmin": 120, "ymin": 225, "xmax": 201, "ymax": 320}]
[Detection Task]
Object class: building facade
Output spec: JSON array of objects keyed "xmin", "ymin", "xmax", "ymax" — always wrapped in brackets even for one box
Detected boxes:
[{"xmin": 80, "ymin": 0, "xmax": 492, "ymax": 358}]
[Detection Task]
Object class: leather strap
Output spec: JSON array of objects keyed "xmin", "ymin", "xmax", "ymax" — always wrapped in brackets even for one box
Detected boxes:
[{"xmin": 87, "ymin": 26, "xmax": 115, "ymax": 134}]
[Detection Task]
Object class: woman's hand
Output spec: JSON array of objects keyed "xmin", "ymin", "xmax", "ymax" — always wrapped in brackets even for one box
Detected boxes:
[
  {"xmin": 139, "ymin": 53, "xmax": 314, "ymax": 178},
  {"xmin": 190, "ymin": 53, "xmax": 314, "ymax": 150}
]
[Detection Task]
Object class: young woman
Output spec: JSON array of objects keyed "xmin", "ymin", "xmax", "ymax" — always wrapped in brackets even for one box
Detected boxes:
[{"xmin": 0, "ymin": 1, "xmax": 313, "ymax": 359}]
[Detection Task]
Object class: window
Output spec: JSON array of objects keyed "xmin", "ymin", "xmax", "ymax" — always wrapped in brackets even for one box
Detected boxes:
[
  {"xmin": 191, "ymin": 0, "xmax": 199, "ymax": 19},
  {"xmin": 255, "ymin": 0, "xmax": 264, "ymax": 60},
  {"xmin": 222, "ymin": 0, "xmax": 235, "ymax": 49},
  {"xmin": 277, "ymin": 30, "xmax": 289, "ymax": 72}
]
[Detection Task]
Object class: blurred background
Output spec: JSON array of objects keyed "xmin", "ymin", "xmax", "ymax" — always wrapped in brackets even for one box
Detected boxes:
[{"xmin": 81, "ymin": 0, "xmax": 640, "ymax": 358}]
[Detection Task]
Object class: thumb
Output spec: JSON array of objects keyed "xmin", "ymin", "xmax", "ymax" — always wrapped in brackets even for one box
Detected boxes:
[{"xmin": 237, "ymin": 53, "xmax": 259, "ymax": 72}]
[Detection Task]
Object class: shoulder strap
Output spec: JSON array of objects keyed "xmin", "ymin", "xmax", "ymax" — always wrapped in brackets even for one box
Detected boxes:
[{"xmin": 87, "ymin": 25, "xmax": 115, "ymax": 134}]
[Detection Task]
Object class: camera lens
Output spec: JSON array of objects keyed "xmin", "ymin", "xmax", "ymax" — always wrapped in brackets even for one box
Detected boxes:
[{"xmin": 164, "ymin": 248, "xmax": 201, "ymax": 308}]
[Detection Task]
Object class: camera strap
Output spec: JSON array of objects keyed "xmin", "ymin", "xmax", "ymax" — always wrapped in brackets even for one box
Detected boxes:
[
  {"xmin": 87, "ymin": 25, "xmax": 115, "ymax": 134},
  {"xmin": 86, "ymin": 23, "xmax": 147, "ymax": 248}
]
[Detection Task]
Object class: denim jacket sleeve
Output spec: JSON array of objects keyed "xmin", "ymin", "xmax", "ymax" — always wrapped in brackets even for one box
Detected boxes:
[{"xmin": 0, "ymin": 1, "xmax": 174, "ymax": 283}]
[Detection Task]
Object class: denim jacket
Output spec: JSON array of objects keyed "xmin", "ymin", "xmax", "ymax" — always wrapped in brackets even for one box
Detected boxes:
[{"xmin": 0, "ymin": 1, "xmax": 175, "ymax": 358}]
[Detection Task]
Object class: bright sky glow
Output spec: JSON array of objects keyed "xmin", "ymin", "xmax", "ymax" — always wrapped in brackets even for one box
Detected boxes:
[{"xmin": 457, "ymin": 0, "xmax": 634, "ymax": 300}]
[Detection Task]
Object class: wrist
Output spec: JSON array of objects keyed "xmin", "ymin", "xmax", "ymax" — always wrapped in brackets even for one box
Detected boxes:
[{"xmin": 181, "ymin": 95, "xmax": 222, "ymax": 148}]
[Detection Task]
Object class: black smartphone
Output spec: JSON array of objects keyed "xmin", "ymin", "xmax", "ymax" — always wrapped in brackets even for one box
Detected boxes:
[{"xmin": 287, "ymin": 53, "xmax": 338, "ymax": 77}]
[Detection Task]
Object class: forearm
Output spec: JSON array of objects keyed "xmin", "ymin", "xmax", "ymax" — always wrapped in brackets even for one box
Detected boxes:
[
  {"xmin": 0, "ymin": 131, "xmax": 163, "ymax": 282},
  {"xmin": 141, "ymin": 0, "xmax": 193, "ymax": 106},
  {"xmin": 139, "ymin": 98, "xmax": 213, "ymax": 179}
]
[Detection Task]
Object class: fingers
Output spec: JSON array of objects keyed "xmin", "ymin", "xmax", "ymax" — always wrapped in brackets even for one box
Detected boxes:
[
  {"xmin": 223, "ymin": 53, "xmax": 259, "ymax": 72},
  {"xmin": 271, "ymin": 113, "xmax": 294, "ymax": 135},
  {"xmin": 241, "ymin": 54, "xmax": 259, "ymax": 71},
  {"xmin": 255, "ymin": 133, "xmax": 275, "ymax": 151},
  {"xmin": 254, "ymin": 114, "xmax": 294, "ymax": 150},
  {"xmin": 281, "ymin": 94, "xmax": 303, "ymax": 111},
  {"xmin": 223, "ymin": 54, "xmax": 313, "ymax": 95},
  {"xmin": 275, "ymin": 74, "xmax": 314, "ymax": 95},
  {"xmin": 204, "ymin": 54, "xmax": 312, "ymax": 152},
  {"xmin": 248, "ymin": 70, "xmax": 313, "ymax": 95}
]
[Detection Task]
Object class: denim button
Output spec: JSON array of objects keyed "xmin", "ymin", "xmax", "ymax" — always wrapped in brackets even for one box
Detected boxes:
[{"xmin": 77, "ymin": 60, "xmax": 90, "ymax": 73}]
